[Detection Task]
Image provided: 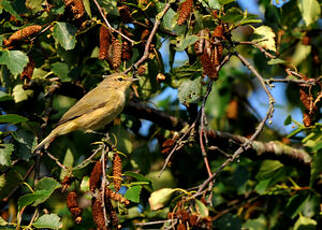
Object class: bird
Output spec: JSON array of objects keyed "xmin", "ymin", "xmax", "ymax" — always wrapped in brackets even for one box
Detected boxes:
[{"xmin": 34, "ymin": 73, "xmax": 135, "ymax": 152}]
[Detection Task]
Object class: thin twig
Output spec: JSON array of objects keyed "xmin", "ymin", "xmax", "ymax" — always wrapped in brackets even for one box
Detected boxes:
[
  {"xmin": 100, "ymin": 144, "xmax": 109, "ymax": 228},
  {"xmin": 135, "ymin": 219, "xmax": 177, "ymax": 226},
  {"xmin": 265, "ymin": 78, "xmax": 318, "ymax": 86},
  {"xmin": 125, "ymin": 0, "xmax": 174, "ymax": 73},
  {"xmin": 193, "ymin": 52, "xmax": 275, "ymax": 197},
  {"xmin": 46, "ymin": 151, "xmax": 68, "ymax": 170},
  {"xmin": 92, "ymin": 0, "xmax": 136, "ymax": 45},
  {"xmin": 73, "ymin": 144, "xmax": 103, "ymax": 170}
]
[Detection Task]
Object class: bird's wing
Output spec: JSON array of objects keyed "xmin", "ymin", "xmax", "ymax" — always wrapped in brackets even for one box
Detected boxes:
[{"xmin": 56, "ymin": 87, "xmax": 117, "ymax": 126}]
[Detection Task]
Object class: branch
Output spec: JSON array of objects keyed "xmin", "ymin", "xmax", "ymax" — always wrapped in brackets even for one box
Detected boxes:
[
  {"xmin": 125, "ymin": 0, "xmax": 174, "ymax": 73},
  {"xmin": 124, "ymin": 101, "xmax": 184, "ymax": 131},
  {"xmin": 92, "ymin": 0, "xmax": 136, "ymax": 45}
]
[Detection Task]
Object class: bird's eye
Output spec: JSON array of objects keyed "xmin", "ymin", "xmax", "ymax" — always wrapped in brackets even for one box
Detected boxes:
[{"xmin": 117, "ymin": 77, "xmax": 123, "ymax": 81}]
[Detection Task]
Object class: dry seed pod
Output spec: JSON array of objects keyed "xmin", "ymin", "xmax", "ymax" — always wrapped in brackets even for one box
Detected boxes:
[
  {"xmin": 105, "ymin": 188, "xmax": 130, "ymax": 205},
  {"xmin": 99, "ymin": 26, "xmax": 111, "ymax": 60},
  {"xmin": 118, "ymin": 5, "xmax": 133, "ymax": 23},
  {"xmin": 21, "ymin": 58, "xmax": 35, "ymax": 80},
  {"xmin": 4, "ymin": 25, "xmax": 42, "ymax": 46},
  {"xmin": 113, "ymin": 153, "xmax": 122, "ymax": 192},
  {"xmin": 64, "ymin": 0, "xmax": 85, "ymax": 19},
  {"xmin": 112, "ymin": 38, "xmax": 122, "ymax": 70},
  {"xmin": 177, "ymin": 0, "xmax": 193, "ymax": 26},
  {"xmin": 92, "ymin": 198, "xmax": 107, "ymax": 229},
  {"xmin": 90, "ymin": 161, "xmax": 102, "ymax": 192},
  {"xmin": 122, "ymin": 41, "xmax": 132, "ymax": 61},
  {"xmin": 67, "ymin": 191, "xmax": 83, "ymax": 224}
]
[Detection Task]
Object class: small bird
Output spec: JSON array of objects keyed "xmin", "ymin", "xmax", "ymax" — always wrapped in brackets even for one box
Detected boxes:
[{"xmin": 34, "ymin": 73, "xmax": 135, "ymax": 152}]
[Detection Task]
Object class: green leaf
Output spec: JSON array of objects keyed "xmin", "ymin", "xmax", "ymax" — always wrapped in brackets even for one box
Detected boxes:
[
  {"xmin": 83, "ymin": 0, "xmax": 92, "ymax": 17},
  {"xmin": 252, "ymin": 26, "xmax": 276, "ymax": 52},
  {"xmin": 284, "ymin": 115, "xmax": 292, "ymax": 125},
  {"xmin": 256, "ymin": 160, "xmax": 284, "ymax": 180},
  {"xmin": 267, "ymin": 58, "xmax": 286, "ymax": 65},
  {"xmin": 294, "ymin": 216, "xmax": 317, "ymax": 230},
  {"xmin": 175, "ymin": 35, "xmax": 199, "ymax": 51},
  {"xmin": 124, "ymin": 185, "xmax": 142, "ymax": 203},
  {"xmin": 209, "ymin": 0, "xmax": 221, "ymax": 10},
  {"xmin": 12, "ymin": 84, "xmax": 33, "ymax": 103},
  {"xmin": 219, "ymin": 0, "xmax": 235, "ymax": 4},
  {"xmin": 0, "ymin": 144, "xmax": 14, "ymax": 166},
  {"xmin": 285, "ymin": 193, "xmax": 308, "ymax": 219},
  {"xmin": 25, "ymin": 0, "xmax": 43, "ymax": 13},
  {"xmin": 291, "ymin": 42, "xmax": 311, "ymax": 66},
  {"xmin": 0, "ymin": 50, "xmax": 29, "ymax": 76},
  {"xmin": 148, "ymin": 188, "xmax": 176, "ymax": 210},
  {"xmin": 216, "ymin": 213, "xmax": 242, "ymax": 230},
  {"xmin": 0, "ymin": 0, "xmax": 23, "ymax": 21},
  {"xmin": 18, "ymin": 177, "xmax": 61, "ymax": 210},
  {"xmin": 51, "ymin": 62, "xmax": 71, "ymax": 82},
  {"xmin": 124, "ymin": 171, "xmax": 151, "ymax": 183},
  {"xmin": 195, "ymin": 199, "xmax": 209, "ymax": 217},
  {"xmin": 53, "ymin": 22, "xmax": 77, "ymax": 50},
  {"xmin": 60, "ymin": 148, "xmax": 74, "ymax": 181},
  {"xmin": 33, "ymin": 214, "xmax": 61, "ymax": 229},
  {"xmin": 11, "ymin": 129, "xmax": 36, "ymax": 160},
  {"xmin": 100, "ymin": 0, "xmax": 119, "ymax": 16},
  {"xmin": 0, "ymin": 216, "xmax": 8, "ymax": 226},
  {"xmin": 0, "ymin": 114, "xmax": 28, "ymax": 124},
  {"xmin": 297, "ymin": 0, "xmax": 321, "ymax": 26},
  {"xmin": 178, "ymin": 77, "xmax": 204, "ymax": 105},
  {"xmin": 80, "ymin": 176, "xmax": 90, "ymax": 192},
  {"xmin": 0, "ymin": 91, "xmax": 13, "ymax": 101}
]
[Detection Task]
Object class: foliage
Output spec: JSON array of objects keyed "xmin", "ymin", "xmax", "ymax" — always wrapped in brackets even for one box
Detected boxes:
[{"xmin": 0, "ymin": 0, "xmax": 321, "ymax": 229}]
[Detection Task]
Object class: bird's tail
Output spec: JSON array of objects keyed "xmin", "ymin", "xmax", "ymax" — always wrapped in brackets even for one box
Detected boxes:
[{"xmin": 33, "ymin": 131, "xmax": 57, "ymax": 153}]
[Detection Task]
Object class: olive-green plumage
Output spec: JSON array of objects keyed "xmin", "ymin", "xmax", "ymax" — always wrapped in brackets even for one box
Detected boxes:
[{"xmin": 34, "ymin": 73, "xmax": 133, "ymax": 151}]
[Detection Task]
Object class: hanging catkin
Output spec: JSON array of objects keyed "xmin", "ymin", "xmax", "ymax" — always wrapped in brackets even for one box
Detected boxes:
[
  {"xmin": 4, "ymin": 25, "xmax": 42, "ymax": 46},
  {"xmin": 177, "ymin": 0, "xmax": 193, "ymax": 25},
  {"xmin": 113, "ymin": 153, "xmax": 122, "ymax": 192},
  {"xmin": 99, "ymin": 26, "xmax": 111, "ymax": 60},
  {"xmin": 63, "ymin": 0, "xmax": 85, "ymax": 19},
  {"xmin": 112, "ymin": 38, "xmax": 122, "ymax": 70}
]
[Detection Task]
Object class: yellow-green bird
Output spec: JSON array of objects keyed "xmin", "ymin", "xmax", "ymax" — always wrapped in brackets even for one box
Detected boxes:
[{"xmin": 34, "ymin": 73, "xmax": 134, "ymax": 151}]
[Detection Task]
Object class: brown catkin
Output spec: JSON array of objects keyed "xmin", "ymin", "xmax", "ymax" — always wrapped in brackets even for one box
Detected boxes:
[
  {"xmin": 90, "ymin": 161, "xmax": 102, "ymax": 192},
  {"xmin": 4, "ymin": 25, "xmax": 42, "ymax": 46},
  {"xmin": 105, "ymin": 188, "xmax": 130, "ymax": 205},
  {"xmin": 112, "ymin": 38, "xmax": 122, "ymax": 70},
  {"xmin": 213, "ymin": 24, "xmax": 224, "ymax": 38},
  {"xmin": 99, "ymin": 26, "xmax": 111, "ymax": 60},
  {"xmin": 177, "ymin": 223, "xmax": 186, "ymax": 230},
  {"xmin": 122, "ymin": 41, "xmax": 132, "ymax": 61},
  {"xmin": 92, "ymin": 198, "xmax": 106, "ymax": 229},
  {"xmin": 113, "ymin": 153, "xmax": 122, "ymax": 192},
  {"xmin": 64, "ymin": 0, "xmax": 85, "ymax": 19},
  {"xmin": 200, "ymin": 51, "xmax": 217, "ymax": 79},
  {"xmin": 299, "ymin": 88, "xmax": 311, "ymax": 111},
  {"xmin": 67, "ymin": 192, "xmax": 83, "ymax": 224},
  {"xmin": 177, "ymin": 0, "xmax": 193, "ymax": 25},
  {"xmin": 21, "ymin": 58, "xmax": 35, "ymax": 80},
  {"xmin": 140, "ymin": 29, "xmax": 150, "ymax": 41}
]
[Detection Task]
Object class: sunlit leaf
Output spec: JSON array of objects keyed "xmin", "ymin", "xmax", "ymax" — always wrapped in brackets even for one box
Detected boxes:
[
  {"xmin": 149, "ymin": 188, "xmax": 176, "ymax": 210},
  {"xmin": 297, "ymin": 0, "xmax": 321, "ymax": 26},
  {"xmin": 33, "ymin": 214, "xmax": 61, "ymax": 229},
  {"xmin": 12, "ymin": 84, "xmax": 33, "ymax": 103},
  {"xmin": 53, "ymin": 22, "xmax": 77, "ymax": 50},
  {"xmin": 0, "ymin": 114, "xmax": 28, "ymax": 124},
  {"xmin": 0, "ymin": 144, "xmax": 14, "ymax": 166},
  {"xmin": 252, "ymin": 25, "xmax": 276, "ymax": 52},
  {"xmin": 0, "ymin": 50, "xmax": 29, "ymax": 76},
  {"xmin": 125, "ymin": 185, "xmax": 142, "ymax": 203}
]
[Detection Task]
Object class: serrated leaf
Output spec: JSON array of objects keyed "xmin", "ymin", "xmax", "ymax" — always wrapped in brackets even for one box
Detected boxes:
[
  {"xmin": 252, "ymin": 26, "xmax": 276, "ymax": 52},
  {"xmin": 53, "ymin": 22, "xmax": 77, "ymax": 50},
  {"xmin": 284, "ymin": 115, "xmax": 292, "ymax": 125},
  {"xmin": 0, "ymin": 144, "xmax": 14, "ymax": 166},
  {"xmin": 83, "ymin": 0, "xmax": 92, "ymax": 17},
  {"xmin": 125, "ymin": 185, "xmax": 142, "ymax": 203},
  {"xmin": 297, "ymin": 0, "xmax": 321, "ymax": 26},
  {"xmin": 176, "ymin": 35, "xmax": 199, "ymax": 51},
  {"xmin": 18, "ymin": 190, "xmax": 50, "ymax": 210},
  {"xmin": 33, "ymin": 214, "xmax": 61, "ymax": 229},
  {"xmin": 60, "ymin": 148, "xmax": 74, "ymax": 180},
  {"xmin": 294, "ymin": 216, "xmax": 317, "ymax": 230},
  {"xmin": 291, "ymin": 42, "xmax": 311, "ymax": 66},
  {"xmin": 209, "ymin": 0, "xmax": 221, "ymax": 10},
  {"xmin": 0, "ymin": 91, "xmax": 13, "ymax": 101},
  {"xmin": 12, "ymin": 84, "xmax": 33, "ymax": 103},
  {"xmin": 256, "ymin": 160, "xmax": 284, "ymax": 180},
  {"xmin": 0, "ymin": 114, "xmax": 28, "ymax": 124},
  {"xmin": 178, "ymin": 77, "xmax": 204, "ymax": 105},
  {"xmin": 36, "ymin": 177, "xmax": 61, "ymax": 191},
  {"xmin": 219, "ymin": 0, "xmax": 235, "ymax": 5},
  {"xmin": 149, "ymin": 188, "xmax": 176, "ymax": 210},
  {"xmin": 0, "ymin": 0, "xmax": 23, "ymax": 21},
  {"xmin": 124, "ymin": 171, "xmax": 151, "ymax": 182},
  {"xmin": 268, "ymin": 58, "xmax": 286, "ymax": 65},
  {"xmin": 51, "ymin": 62, "xmax": 71, "ymax": 82},
  {"xmin": 25, "ymin": 0, "xmax": 43, "ymax": 13},
  {"xmin": 80, "ymin": 176, "xmax": 90, "ymax": 192},
  {"xmin": 0, "ymin": 50, "xmax": 29, "ymax": 76},
  {"xmin": 195, "ymin": 199, "xmax": 209, "ymax": 217}
]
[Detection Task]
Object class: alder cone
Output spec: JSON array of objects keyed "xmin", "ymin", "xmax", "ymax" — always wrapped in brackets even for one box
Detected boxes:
[
  {"xmin": 122, "ymin": 41, "xmax": 132, "ymax": 61},
  {"xmin": 4, "ymin": 25, "xmax": 42, "ymax": 46},
  {"xmin": 99, "ymin": 26, "xmax": 111, "ymax": 60},
  {"xmin": 90, "ymin": 161, "xmax": 102, "ymax": 192},
  {"xmin": 112, "ymin": 38, "xmax": 122, "ymax": 70},
  {"xmin": 64, "ymin": 0, "xmax": 85, "ymax": 19},
  {"xmin": 113, "ymin": 153, "xmax": 122, "ymax": 192},
  {"xmin": 67, "ymin": 191, "xmax": 83, "ymax": 224},
  {"xmin": 177, "ymin": 0, "xmax": 193, "ymax": 25}
]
